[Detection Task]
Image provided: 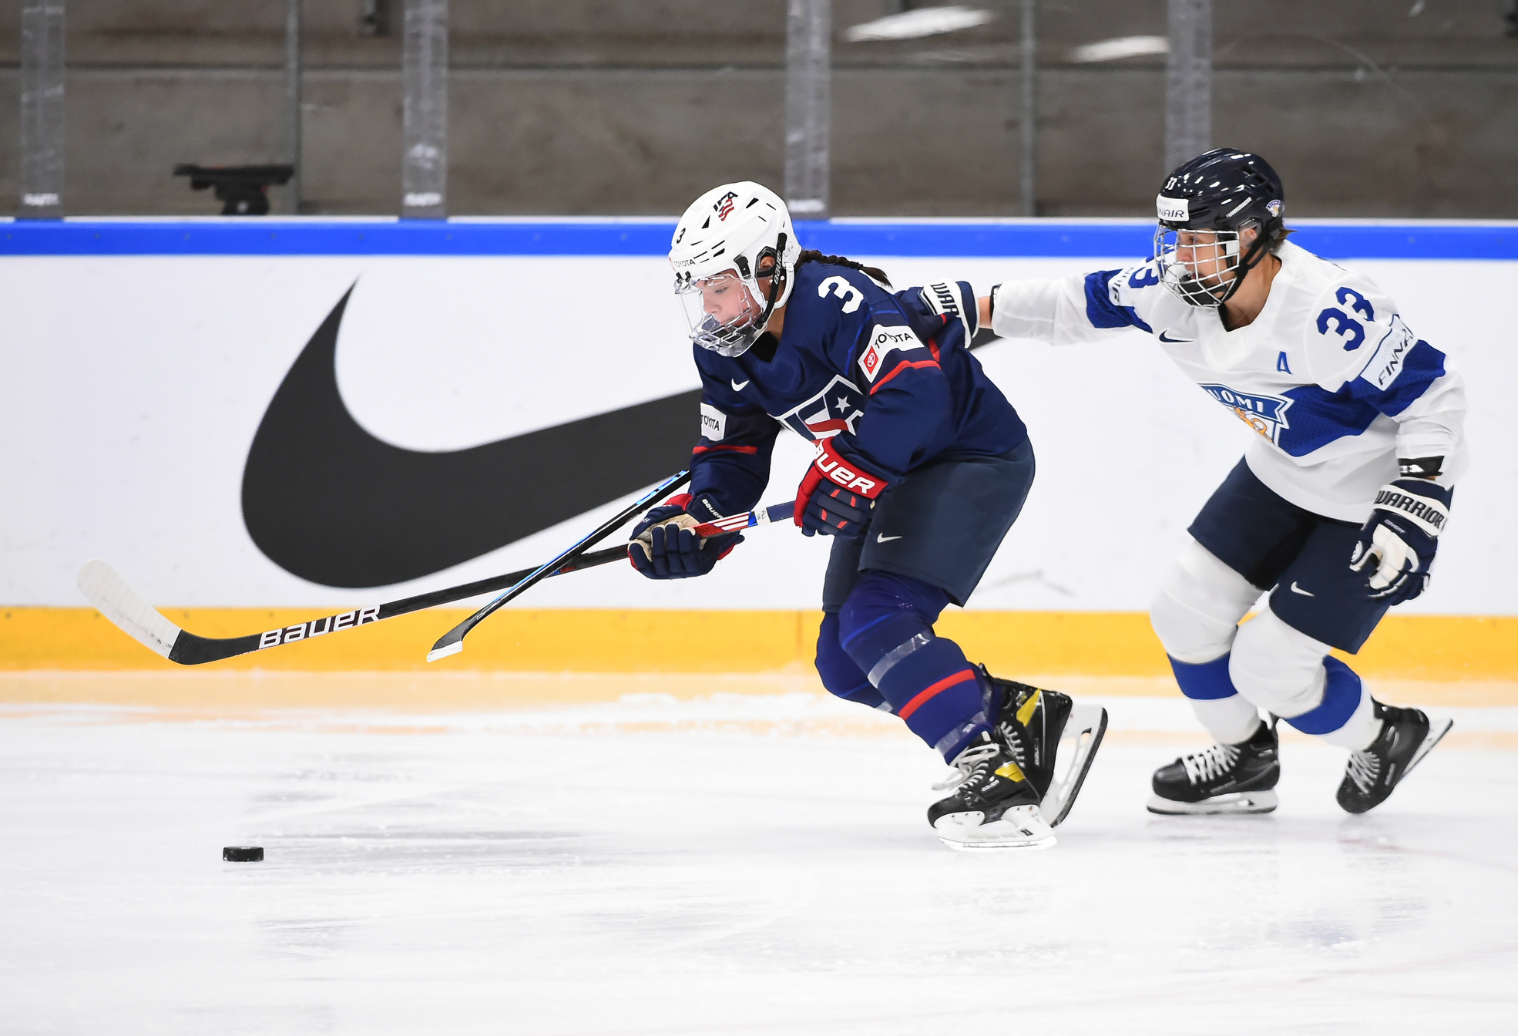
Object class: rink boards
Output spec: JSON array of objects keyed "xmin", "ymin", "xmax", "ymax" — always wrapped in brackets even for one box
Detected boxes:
[{"xmin": 3, "ymin": 218, "xmax": 1515, "ymax": 679}]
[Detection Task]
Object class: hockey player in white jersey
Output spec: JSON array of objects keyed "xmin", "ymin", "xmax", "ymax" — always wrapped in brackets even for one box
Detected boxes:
[{"xmin": 980, "ymin": 149, "xmax": 1461, "ymax": 815}]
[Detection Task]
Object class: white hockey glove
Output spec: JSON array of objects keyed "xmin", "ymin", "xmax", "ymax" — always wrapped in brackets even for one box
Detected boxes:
[{"xmin": 1349, "ymin": 476, "xmax": 1452, "ymax": 605}]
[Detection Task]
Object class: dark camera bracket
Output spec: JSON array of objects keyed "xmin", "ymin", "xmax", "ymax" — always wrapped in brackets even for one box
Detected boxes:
[{"xmin": 173, "ymin": 164, "xmax": 295, "ymax": 216}]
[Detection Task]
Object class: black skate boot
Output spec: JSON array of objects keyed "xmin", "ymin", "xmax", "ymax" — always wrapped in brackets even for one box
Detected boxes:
[
  {"xmin": 927, "ymin": 731, "xmax": 1055, "ymax": 850},
  {"xmin": 1148, "ymin": 718, "xmax": 1280, "ymax": 815},
  {"xmin": 981, "ymin": 669, "xmax": 1108, "ymax": 826},
  {"xmin": 1337, "ymin": 702, "xmax": 1452, "ymax": 814}
]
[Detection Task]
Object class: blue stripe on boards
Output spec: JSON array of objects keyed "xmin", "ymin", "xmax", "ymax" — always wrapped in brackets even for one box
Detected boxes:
[
  {"xmin": 0, "ymin": 221, "xmax": 680, "ymax": 257},
  {"xmin": 3, "ymin": 219, "xmax": 1517, "ymax": 259}
]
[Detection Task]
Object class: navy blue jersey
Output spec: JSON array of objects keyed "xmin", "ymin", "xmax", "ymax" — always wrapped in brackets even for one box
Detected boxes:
[{"xmin": 687, "ymin": 261, "xmax": 1027, "ymax": 516}]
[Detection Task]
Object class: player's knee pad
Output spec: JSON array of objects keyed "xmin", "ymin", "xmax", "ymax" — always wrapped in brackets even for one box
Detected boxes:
[
  {"xmin": 1148, "ymin": 539, "xmax": 1262, "ymax": 664},
  {"xmin": 814, "ymin": 612, "xmax": 885, "ymax": 709},
  {"xmin": 837, "ymin": 572, "xmax": 951, "ymax": 678},
  {"xmin": 838, "ymin": 572, "xmax": 984, "ymax": 759},
  {"xmin": 1229, "ymin": 609, "xmax": 1333, "ymax": 718}
]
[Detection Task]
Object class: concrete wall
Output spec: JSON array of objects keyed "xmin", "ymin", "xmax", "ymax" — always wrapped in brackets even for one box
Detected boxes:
[{"xmin": 2, "ymin": 0, "xmax": 1516, "ymax": 216}]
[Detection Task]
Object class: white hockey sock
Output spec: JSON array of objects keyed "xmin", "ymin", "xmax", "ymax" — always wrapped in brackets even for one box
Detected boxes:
[
  {"xmin": 1189, "ymin": 693, "xmax": 1264, "ymax": 745},
  {"xmin": 1315, "ymin": 689, "xmax": 1382, "ymax": 750}
]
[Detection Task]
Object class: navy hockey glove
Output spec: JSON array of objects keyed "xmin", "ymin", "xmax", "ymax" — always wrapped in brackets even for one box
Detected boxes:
[
  {"xmin": 628, "ymin": 493, "xmax": 743, "ymax": 579},
  {"xmin": 1349, "ymin": 478, "xmax": 1452, "ymax": 605},
  {"xmin": 794, "ymin": 440, "xmax": 890, "ymax": 538}
]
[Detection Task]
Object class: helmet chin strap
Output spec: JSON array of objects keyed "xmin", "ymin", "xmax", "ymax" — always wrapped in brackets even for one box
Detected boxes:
[
  {"xmin": 1211, "ymin": 228, "xmax": 1275, "ymax": 305},
  {"xmin": 753, "ymin": 268, "xmax": 784, "ymax": 333},
  {"xmin": 748, "ymin": 231, "xmax": 790, "ymax": 335}
]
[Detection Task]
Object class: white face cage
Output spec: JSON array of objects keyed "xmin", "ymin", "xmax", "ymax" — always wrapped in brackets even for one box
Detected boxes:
[
  {"xmin": 1154, "ymin": 227, "xmax": 1243, "ymax": 308},
  {"xmin": 674, "ymin": 267, "xmax": 772, "ymax": 357}
]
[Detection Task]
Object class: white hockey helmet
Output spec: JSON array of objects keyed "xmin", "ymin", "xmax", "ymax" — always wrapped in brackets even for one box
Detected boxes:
[{"xmin": 669, "ymin": 181, "xmax": 801, "ymax": 357}]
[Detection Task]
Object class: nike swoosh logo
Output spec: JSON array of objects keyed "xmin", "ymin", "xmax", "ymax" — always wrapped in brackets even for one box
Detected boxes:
[
  {"xmin": 876, "ymin": 534, "xmax": 902, "ymax": 543},
  {"xmin": 731, "ymin": 379, "xmax": 750, "ymax": 391},
  {"xmin": 1290, "ymin": 581, "xmax": 1315, "ymax": 597},
  {"xmin": 1158, "ymin": 331, "xmax": 1195, "ymax": 344},
  {"xmin": 242, "ymin": 285, "xmax": 699, "ymax": 588}
]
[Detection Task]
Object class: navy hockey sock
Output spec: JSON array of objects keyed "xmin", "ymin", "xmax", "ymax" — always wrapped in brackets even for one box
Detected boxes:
[
  {"xmin": 839, "ymin": 573, "xmax": 988, "ymax": 760},
  {"xmin": 815, "ymin": 612, "xmax": 886, "ymax": 709}
]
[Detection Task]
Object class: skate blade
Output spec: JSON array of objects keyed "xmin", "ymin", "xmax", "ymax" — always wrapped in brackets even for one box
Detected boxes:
[
  {"xmin": 1405, "ymin": 717, "xmax": 1453, "ymax": 777},
  {"xmin": 1041, "ymin": 704, "xmax": 1108, "ymax": 827},
  {"xmin": 934, "ymin": 805, "xmax": 1056, "ymax": 851},
  {"xmin": 1146, "ymin": 789, "xmax": 1279, "ymax": 816}
]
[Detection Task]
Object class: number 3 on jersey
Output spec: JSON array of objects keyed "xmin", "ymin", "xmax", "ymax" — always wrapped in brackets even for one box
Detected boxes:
[
  {"xmin": 1317, "ymin": 286, "xmax": 1375, "ymax": 352},
  {"xmin": 818, "ymin": 275, "xmax": 864, "ymax": 314}
]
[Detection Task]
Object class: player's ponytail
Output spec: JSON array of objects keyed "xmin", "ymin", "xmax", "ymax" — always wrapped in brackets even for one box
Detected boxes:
[{"xmin": 795, "ymin": 249, "xmax": 891, "ymax": 288}]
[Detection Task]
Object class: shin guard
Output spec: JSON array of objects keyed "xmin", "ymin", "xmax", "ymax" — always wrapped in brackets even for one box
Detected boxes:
[
  {"xmin": 814, "ymin": 612, "xmax": 886, "ymax": 709},
  {"xmin": 839, "ymin": 573, "xmax": 987, "ymax": 760}
]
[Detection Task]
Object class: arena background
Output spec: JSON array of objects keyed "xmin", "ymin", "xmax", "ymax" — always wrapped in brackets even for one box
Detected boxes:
[
  {"xmin": 5, "ymin": 5, "xmax": 1518, "ymax": 1034},
  {"xmin": 4, "ymin": 0, "xmax": 1518, "ymax": 703},
  {"xmin": 4, "ymin": 218, "xmax": 1515, "ymax": 703}
]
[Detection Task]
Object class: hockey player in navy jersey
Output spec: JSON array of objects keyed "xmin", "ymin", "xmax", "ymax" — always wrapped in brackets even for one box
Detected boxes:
[
  {"xmin": 628, "ymin": 181, "xmax": 1106, "ymax": 850},
  {"xmin": 982, "ymin": 149, "xmax": 1461, "ymax": 816}
]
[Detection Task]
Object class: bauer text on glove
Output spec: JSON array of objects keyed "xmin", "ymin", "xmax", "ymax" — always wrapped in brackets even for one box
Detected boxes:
[{"xmin": 794, "ymin": 440, "xmax": 891, "ymax": 538}]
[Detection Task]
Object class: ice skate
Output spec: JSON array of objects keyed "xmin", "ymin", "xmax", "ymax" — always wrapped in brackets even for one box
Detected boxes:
[
  {"xmin": 1338, "ymin": 702, "xmax": 1452, "ymax": 814},
  {"xmin": 1148, "ymin": 718, "xmax": 1280, "ymax": 815},
  {"xmin": 928, "ymin": 732, "xmax": 1055, "ymax": 850},
  {"xmin": 980, "ymin": 670, "xmax": 1108, "ymax": 826}
]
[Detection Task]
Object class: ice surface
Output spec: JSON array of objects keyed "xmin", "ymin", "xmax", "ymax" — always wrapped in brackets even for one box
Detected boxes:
[{"xmin": 2, "ymin": 692, "xmax": 1516, "ymax": 1035}]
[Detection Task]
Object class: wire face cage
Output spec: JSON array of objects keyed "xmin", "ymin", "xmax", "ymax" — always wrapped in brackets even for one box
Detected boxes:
[{"xmin": 1154, "ymin": 227, "xmax": 1245, "ymax": 308}]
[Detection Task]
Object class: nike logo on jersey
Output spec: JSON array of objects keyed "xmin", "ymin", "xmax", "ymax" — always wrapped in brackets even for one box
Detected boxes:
[
  {"xmin": 731, "ymin": 379, "xmax": 749, "ymax": 391},
  {"xmin": 241, "ymin": 286, "xmax": 699, "ymax": 588},
  {"xmin": 1157, "ymin": 330, "xmax": 1195, "ymax": 344},
  {"xmin": 1290, "ymin": 582, "xmax": 1315, "ymax": 597},
  {"xmin": 876, "ymin": 534, "xmax": 902, "ymax": 543}
]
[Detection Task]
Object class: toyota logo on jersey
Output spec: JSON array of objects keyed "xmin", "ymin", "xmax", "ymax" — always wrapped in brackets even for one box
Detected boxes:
[{"xmin": 776, "ymin": 374, "xmax": 865, "ymax": 441}]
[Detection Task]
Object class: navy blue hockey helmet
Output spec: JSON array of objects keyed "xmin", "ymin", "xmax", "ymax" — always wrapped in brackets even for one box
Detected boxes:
[{"xmin": 1154, "ymin": 148, "xmax": 1286, "ymax": 307}]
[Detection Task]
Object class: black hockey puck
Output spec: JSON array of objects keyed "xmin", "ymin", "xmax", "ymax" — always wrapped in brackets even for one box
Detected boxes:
[{"xmin": 223, "ymin": 846, "xmax": 264, "ymax": 862}]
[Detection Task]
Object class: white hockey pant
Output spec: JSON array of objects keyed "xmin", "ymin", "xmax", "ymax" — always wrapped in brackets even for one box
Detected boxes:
[{"xmin": 1149, "ymin": 538, "xmax": 1378, "ymax": 749}]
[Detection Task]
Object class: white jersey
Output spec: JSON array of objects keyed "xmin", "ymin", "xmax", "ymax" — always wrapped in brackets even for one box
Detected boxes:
[{"xmin": 990, "ymin": 240, "xmax": 1468, "ymax": 522}]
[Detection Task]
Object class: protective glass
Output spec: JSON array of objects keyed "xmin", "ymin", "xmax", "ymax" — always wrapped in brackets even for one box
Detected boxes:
[
  {"xmin": 1154, "ymin": 227, "xmax": 1242, "ymax": 308},
  {"xmin": 674, "ymin": 268, "xmax": 768, "ymax": 357}
]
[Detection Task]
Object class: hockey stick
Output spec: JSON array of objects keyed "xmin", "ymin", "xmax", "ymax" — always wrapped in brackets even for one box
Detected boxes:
[
  {"xmin": 77, "ymin": 470, "xmax": 692, "ymax": 666},
  {"xmin": 79, "ymin": 545, "xmax": 632, "ymax": 666},
  {"xmin": 686, "ymin": 499, "xmax": 794, "ymax": 537},
  {"xmin": 426, "ymin": 497, "xmax": 797, "ymax": 662}
]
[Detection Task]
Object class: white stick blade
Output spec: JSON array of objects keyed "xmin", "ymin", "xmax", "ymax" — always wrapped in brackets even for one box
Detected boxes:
[
  {"xmin": 76, "ymin": 560, "xmax": 181, "ymax": 659},
  {"xmin": 426, "ymin": 640, "xmax": 464, "ymax": 663}
]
